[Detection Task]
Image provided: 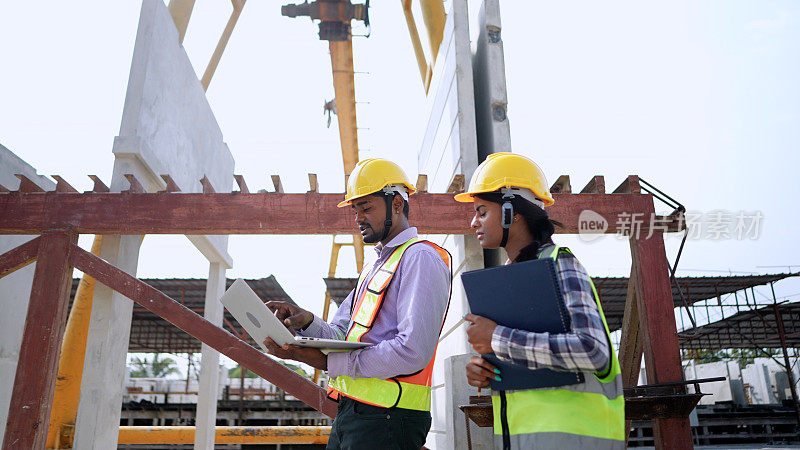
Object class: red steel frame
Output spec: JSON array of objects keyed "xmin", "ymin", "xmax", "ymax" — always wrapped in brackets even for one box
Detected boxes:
[
  {"xmin": 0, "ymin": 191, "xmax": 673, "ymax": 236},
  {"xmin": 4, "ymin": 232, "xmax": 76, "ymax": 449},
  {"xmin": 0, "ymin": 175, "xmax": 691, "ymax": 449}
]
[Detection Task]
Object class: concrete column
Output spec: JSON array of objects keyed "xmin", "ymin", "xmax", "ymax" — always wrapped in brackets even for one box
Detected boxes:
[
  {"xmin": 445, "ymin": 354, "xmax": 493, "ymax": 450},
  {"xmin": 194, "ymin": 263, "xmax": 226, "ymax": 449},
  {"xmin": 72, "ymin": 0, "xmax": 235, "ymax": 445},
  {"xmin": 73, "ymin": 234, "xmax": 143, "ymax": 448},
  {"xmin": 416, "ymin": 0, "xmax": 485, "ymax": 447}
]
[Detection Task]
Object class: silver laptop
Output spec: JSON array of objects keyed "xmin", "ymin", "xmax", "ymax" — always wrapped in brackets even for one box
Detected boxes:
[{"xmin": 219, "ymin": 278, "xmax": 371, "ymax": 351}]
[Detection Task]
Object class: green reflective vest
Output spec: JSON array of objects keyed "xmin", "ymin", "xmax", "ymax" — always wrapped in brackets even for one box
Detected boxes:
[
  {"xmin": 491, "ymin": 245, "xmax": 625, "ymax": 449},
  {"xmin": 327, "ymin": 237, "xmax": 451, "ymax": 411}
]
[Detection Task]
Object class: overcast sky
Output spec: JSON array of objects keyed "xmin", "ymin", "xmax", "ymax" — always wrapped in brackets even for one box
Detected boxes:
[{"xmin": 2, "ymin": 1, "xmax": 799, "ymax": 372}]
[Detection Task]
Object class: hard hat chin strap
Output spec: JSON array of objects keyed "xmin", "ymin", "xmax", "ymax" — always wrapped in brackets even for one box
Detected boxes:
[
  {"xmin": 378, "ymin": 185, "xmax": 409, "ymax": 243},
  {"xmin": 500, "ymin": 228, "xmax": 510, "ymax": 248},
  {"xmin": 379, "ymin": 193, "xmax": 394, "ymax": 242},
  {"xmin": 499, "ymin": 192, "xmax": 514, "ymax": 248}
]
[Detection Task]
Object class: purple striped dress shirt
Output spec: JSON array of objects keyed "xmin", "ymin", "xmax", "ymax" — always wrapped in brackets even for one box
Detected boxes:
[{"xmin": 299, "ymin": 227, "xmax": 451, "ymax": 379}]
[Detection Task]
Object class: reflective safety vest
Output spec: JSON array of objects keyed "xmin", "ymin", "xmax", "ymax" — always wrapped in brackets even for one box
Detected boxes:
[
  {"xmin": 492, "ymin": 246, "xmax": 625, "ymax": 449},
  {"xmin": 327, "ymin": 237, "xmax": 451, "ymax": 411}
]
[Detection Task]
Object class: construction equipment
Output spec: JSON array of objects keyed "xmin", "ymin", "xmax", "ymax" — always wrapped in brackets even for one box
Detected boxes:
[{"xmin": 281, "ymin": 0, "xmax": 368, "ymax": 41}]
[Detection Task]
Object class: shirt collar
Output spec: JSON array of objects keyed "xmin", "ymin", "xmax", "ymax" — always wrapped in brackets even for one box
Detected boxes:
[{"xmin": 374, "ymin": 227, "xmax": 418, "ymax": 256}]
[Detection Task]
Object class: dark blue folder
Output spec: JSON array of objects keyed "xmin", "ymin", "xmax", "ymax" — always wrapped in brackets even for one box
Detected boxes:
[{"xmin": 461, "ymin": 257, "xmax": 584, "ymax": 390}]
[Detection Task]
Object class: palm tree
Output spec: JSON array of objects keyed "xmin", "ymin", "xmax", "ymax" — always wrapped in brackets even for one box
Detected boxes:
[
  {"xmin": 228, "ymin": 364, "xmax": 258, "ymax": 379},
  {"xmin": 128, "ymin": 353, "xmax": 180, "ymax": 378}
]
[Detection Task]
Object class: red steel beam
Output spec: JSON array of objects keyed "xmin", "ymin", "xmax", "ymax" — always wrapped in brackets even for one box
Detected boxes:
[
  {"xmin": 630, "ymin": 233, "xmax": 693, "ymax": 448},
  {"xmin": 3, "ymin": 231, "xmax": 76, "ymax": 450},
  {"xmin": 618, "ymin": 269, "xmax": 643, "ymax": 389},
  {"xmin": 68, "ymin": 245, "xmax": 338, "ymax": 418},
  {"xmin": 0, "ymin": 192, "xmax": 677, "ymax": 235},
  {"xmin": 0, "ymin": 236, "xmax": 40, "ymax": 279},
  {"xmin": 618, "ymin": 269, "xmax": 644, "ymax": 443}
]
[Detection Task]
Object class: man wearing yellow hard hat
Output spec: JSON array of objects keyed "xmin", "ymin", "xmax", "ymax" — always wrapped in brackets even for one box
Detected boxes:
[
  {"xmin": 263, "ymin": 158, "xmax": 452, "ymax": 449},
  {"xmin": 458, "ymin": 153, "xmax": 625, "ymax": 449}
]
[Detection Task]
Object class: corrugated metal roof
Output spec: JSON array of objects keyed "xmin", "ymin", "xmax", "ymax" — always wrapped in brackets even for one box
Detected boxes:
[
  {"xmin": 68, "ymin": 277, "xmax": 295, "ymax": 353},
  {"xmin": 679, "ymin": 302, "xmax": 800, "ymax": 349},
  {"xmin": 323, "ymin": 273, "xmax": 798, "ymax": 332},
  {"xmin": 81, "ymin": 272, "xmax": 794, "ymax": 353},
  {"xmin": 592, "ymin": 273, "xmax": 797, "ymax": 331},
  {"xmin": 323, "ymin": 277, "xmax": 358, "ymax": 306}
]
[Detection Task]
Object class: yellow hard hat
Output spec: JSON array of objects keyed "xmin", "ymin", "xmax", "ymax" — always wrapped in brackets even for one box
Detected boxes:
[
  {"xmin": 453, "ymin": 152, "xmax": 554, "ymax": 207},
  {"xmin": 337, "ymin": 158, "xmax": 417, "ymax": 208}
]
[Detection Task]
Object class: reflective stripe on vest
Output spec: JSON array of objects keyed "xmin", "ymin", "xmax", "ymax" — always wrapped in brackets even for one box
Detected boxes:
[
  {"xmin": 491, "ymin": 246, "xmax": 625, "ymax": 445},
  {"xmin": 328, "ymin": 237, "xmax": 451, "ymax": 411},
  {"xmin": 346, "ymin": 238, "xmax": 420, "ymax": 342}
]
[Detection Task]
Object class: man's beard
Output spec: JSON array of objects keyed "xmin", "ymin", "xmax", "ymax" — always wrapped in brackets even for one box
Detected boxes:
[{"xmin": 360, "ymin": 223, "xmax": 382, "ymax": 244}]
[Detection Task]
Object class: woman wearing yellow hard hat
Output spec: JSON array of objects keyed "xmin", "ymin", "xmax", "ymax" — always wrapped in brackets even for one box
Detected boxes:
[{"xmin": 457, "ymin": 153, "xmax": 625, "ymax": 449}]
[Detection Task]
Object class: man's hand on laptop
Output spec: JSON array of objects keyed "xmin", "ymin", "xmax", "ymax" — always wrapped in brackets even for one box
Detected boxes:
[
  {"xmin": 266, "ymin": 301, "xmax": 314, "ymax": 333},
  {"xmin": 263, "ymin": 337, "xmax": 327, "ymax": 370}
]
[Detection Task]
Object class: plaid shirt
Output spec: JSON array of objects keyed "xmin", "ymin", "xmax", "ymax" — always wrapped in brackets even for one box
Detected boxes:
[{"xmin": 491, "ymin": 245, "xmax": 611, "ymax": 373}]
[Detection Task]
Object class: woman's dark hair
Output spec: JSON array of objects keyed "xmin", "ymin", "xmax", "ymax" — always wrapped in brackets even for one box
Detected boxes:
[{"xmin": 474, "ymin": 192, "xmax": 563, "ymax": 262}]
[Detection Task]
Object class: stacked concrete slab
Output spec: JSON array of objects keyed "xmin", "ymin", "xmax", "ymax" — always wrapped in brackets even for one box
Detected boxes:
[
  {"xmin": 685, "ymin": 361, "xmax": 744, "ymax": 405},
  {"xmin": 684, "ymin": 358, "xmax": 800, "ymax": 406}
]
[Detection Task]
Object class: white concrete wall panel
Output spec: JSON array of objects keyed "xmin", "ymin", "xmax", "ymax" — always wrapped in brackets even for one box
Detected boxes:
[
  {"xmin": 472, "ymin": 0, "xmax": 511, "ymax": 159},
  {"xmin": 742, "ymin": 363, "xmax": 777, "ymax": 405},
  {"xmin": 421, "ymin": 0, "xmax": 514, "ymax": 446},
  {"xmin": 684, "ymin": 361, "xmax": 736, "ymax": 405},
  {"xmin": 416, "ymin": 0, "xmax": 489, "ymax": 448},
  {"xmin": 74, "ymin": 1, "xmax": 234, "ymax": 447},
  {"xmin": 0, "ymin": 146, "xmax": 57, "ymax": 444},
  {"xmin": 420, "ymin": 0, "xmax": 514, "ymax": 447},
  {"xmin": 114, "ymin": 2, "xmax": 234, "ymax": 195},
  {"xmin": 112, "ymin": 0, "xmax": 234, "ymax": 266}
]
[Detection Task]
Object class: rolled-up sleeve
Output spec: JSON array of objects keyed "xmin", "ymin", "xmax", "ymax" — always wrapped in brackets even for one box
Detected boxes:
[{"xmin": 326, "ymin": 249, "xmax": 450, "ymax": 379}]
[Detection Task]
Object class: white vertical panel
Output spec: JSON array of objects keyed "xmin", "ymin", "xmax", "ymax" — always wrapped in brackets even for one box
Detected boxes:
[
  {"xmin": 0, "ymin": 147, "xmax": 56, "ymax": 445},
  {"xmin": 416, "ymin": 0, "xmax": 489, "ymax": 448},
  {"xmin": 420, "ymin": 0, "xmax": 513, "ymax": 447},
  {"xmin": 74, "ymin": 1, "xmax": 235, "ymax": 447},
  {"xmin": 472, "ymin": 0, "xmax": 512, "ymax": 159},
  {"xmin": 75, "ymin": 233, "xmax": 144, "ymax": 448},
  {"xmin": 685, "ymin": 361, "xmax": 735, "ymax": 405},
  {"xmin": 742, "ymin": 363, "xmax": 777, "ymax": 405},
  {"xmin": 195, "ymin": 263, "xmax": 227, "ymax": 449}
]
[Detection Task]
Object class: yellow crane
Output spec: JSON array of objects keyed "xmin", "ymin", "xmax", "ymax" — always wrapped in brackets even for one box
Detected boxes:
[{"xmin": 281, "ymin": 0, "xmax": 446, "ymax": 325}]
